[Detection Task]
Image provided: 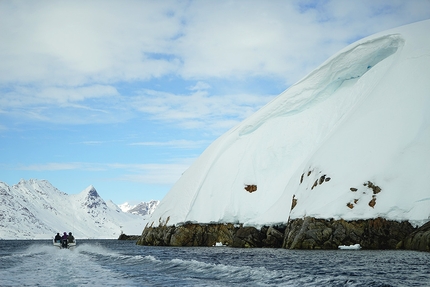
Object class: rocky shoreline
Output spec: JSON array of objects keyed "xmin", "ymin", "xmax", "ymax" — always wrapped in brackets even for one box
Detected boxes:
[{"xmin": 136, "ymin": 217, "xmax": 430, "ymax": 252}]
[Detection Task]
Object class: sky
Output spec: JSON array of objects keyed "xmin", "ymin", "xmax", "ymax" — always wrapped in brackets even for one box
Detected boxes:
[{"xmin": 1, "ymin": 0, "xmax": 430, "ymax": 205}]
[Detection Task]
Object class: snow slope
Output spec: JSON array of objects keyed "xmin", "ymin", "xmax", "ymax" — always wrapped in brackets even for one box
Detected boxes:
[
  {"xmin": 148, "ymin": 20, "xmax": 430, "ymax": 228},
  {"xmin": 0, "ymin": 179, "xmax": 148, "ymax": 239}
]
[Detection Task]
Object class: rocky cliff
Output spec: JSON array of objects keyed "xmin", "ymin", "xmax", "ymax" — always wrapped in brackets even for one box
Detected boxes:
[
  {"xmin": 137, "ymin": 222, "xmax": 285, "ymax": 248},
  {"xmin": 282, "ymin": 217, "xmax": 414, "ymax": 250},
  {"xmin": 399, "ymin": 221, "xmax": 430, "ymax": 252},
  {"xmin": 136, "ymin": 217, "xmax": 428, "ymax": 251}
]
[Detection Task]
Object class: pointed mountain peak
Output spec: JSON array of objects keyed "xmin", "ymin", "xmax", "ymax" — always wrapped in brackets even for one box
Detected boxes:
[
  {"xmin": 79, "ymin": 185, "xmax": 107, "ymax": 211},
  {"xmin": 82, "ymin": 185, "xmax": 99, "ymax": 197}
]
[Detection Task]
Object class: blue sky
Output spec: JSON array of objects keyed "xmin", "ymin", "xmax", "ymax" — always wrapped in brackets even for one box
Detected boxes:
[{"xmin": 1, "ymin": 0, "xmax": 430, "ymax": 205}]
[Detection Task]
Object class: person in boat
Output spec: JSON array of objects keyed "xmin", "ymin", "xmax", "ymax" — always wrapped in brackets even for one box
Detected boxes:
[
  {"xmin": 68, "ymin": 232, "xmax": 75, "ymax": 243},
  {"xmin": 61, "ymin": 232, "xmax": 68, "ymax": 248},
  {"xmin": 54, "ymin": 233, "xmax": 61, "ymax": 243}
]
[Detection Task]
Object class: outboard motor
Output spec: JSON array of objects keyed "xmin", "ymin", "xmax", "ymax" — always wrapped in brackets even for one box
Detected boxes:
[{"xmin": 61, "ymin": 239, "xmax": 68, "ymax": 248}]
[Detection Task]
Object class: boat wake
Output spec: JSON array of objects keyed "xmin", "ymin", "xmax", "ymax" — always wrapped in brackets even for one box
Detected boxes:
[
  {"xmin": 0, "ymin": 242, "xmax": 136, "ymax": 287},
  {"xmin": 1, "ymin": 240, "xmax": 428, "ymax": 286}
]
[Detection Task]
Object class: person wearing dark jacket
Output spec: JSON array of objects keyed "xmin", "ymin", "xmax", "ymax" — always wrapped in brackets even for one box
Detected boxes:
[
  {"xmin": 61, "ymin": 232, "xmax": 68, "ymax": 248},
  {"xmin": 54, "ymin": 233, "xmax": 61, "ymax": 243},
  {"xmin": 68, "ymin": 232, "xmax": 75, "ymax": 243}
]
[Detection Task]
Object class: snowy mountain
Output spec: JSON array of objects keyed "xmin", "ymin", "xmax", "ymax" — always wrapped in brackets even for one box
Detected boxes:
[
  {"xmin": 146, "ymin": 20, "xmax": 430, "ymax": 230},
  {"xmin": 0, "ymin": 179, "xmax": 148, "ymax": 239},
  {"xmin": 119, "ymin": 200, "xmax": 159, "ymax": 216}
]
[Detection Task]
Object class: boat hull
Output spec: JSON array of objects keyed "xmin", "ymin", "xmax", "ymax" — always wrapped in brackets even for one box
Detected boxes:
[{"xmin": 53, "ymin": 239, "xmax": 76, "ymax": 249}]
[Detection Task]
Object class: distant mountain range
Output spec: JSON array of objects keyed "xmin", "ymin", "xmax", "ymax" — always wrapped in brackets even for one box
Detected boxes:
[
  {"xmin": 0, "ymin": 179, "xmax": 159, "ymax": 239},
  {"xmin": 119, "ymin": 200, "xmax": 160, "ymax": 216}
]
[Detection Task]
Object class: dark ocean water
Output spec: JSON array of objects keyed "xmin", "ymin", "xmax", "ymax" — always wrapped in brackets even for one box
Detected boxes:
[{"xmin": 0, "ymin": 239, "xmax": 429, "ymax": 286}]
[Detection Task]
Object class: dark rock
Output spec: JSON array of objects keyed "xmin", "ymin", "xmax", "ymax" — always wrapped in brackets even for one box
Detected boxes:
[
  {"xmin": 232, "ymin": 226, "xmax": 263, "ymax": 248},
  {"xmin": 137, "ymin": 217, "xmax": 424, "ymax": 251},
  {"xmin": 283, "ymin": 217, "xmax": 415, "ymax": 250},
  {"xmin": 311, "ymin": 180, "xmax": 318, "ymax": 190},
  {"xmin": 137, "ymin": 223, "xmax": 238, "ymax": 247},
  {"xmin": 118, "ymin": 234, "xmax": 140, "ymax": 240},
  {"xmin": 244, "ymin": 185, "xmax": 257, "ymax": 193},
  {"xmin": 319, "ymin": 175, "xmax": 326, "ymax": 185},
  {"xmin": 137, "ymin": 223, "xmax": 176, "ymax": 246},
  {"xmin": 364, "ymin": 181, "xmax": 382, "ymax": 194},
  {"xmin": 368, "ymin": 196, "xmax": 377, "ymax": 208},
  {"xmin": 137, "ymin": 222, "xmax": 286, "ymax": 248},
  {"xmin": 263, "ymin": 226, "xmax": 285, "ymax": 248},
  {"xmin": 400, "ymin": 221, "xmax": 430, "ymax": 252},
  {"xmin": 291, "ymin": 195, "xmax": 297, "ymax": 210}
]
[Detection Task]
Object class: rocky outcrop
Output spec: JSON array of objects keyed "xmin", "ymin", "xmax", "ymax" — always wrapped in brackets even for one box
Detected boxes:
[
  {"xmin": 136, "ymin": 223, "xmax": 285, "ymax": 248},
  {"xmin": 137, "ymin": 223, "xmax": 235, "ymax": 246},
  {"xmin": 399, "ymin": 221, "xmax": 430, "ymax": 252},
  {"xmin": 137, "ymin": 223, "xmax": 176, "ymax": 246},
  {"xmin": 118, "ymin": 233, "xmax": 140, "ymax": 240},
  {"xmin": 137, "ymin": 217, "xmax": 423, "ymax": 250},
  {"xmin": 261, "ymin": 226, "xmax": 285, "ymax": 248},
  {"xmin": 283, "ymin": 217, "xmax": 415, "ymax": 249}
]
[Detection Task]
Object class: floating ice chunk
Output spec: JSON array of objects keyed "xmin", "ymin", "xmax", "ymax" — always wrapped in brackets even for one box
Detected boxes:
[{"xmin": 338, "ymin": 244, "xmax": 362, "ymax": 250}]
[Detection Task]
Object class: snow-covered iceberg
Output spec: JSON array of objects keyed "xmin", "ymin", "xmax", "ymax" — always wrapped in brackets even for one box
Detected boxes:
[{"xmin": 147, "ymin": 20, "xmax": 430, "ymax": 230}]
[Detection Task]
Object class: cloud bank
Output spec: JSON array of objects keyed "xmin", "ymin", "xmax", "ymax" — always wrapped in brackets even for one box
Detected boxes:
[{"xmin": 2, "ymin": 0, "xmax": 429, "ymax": 131}]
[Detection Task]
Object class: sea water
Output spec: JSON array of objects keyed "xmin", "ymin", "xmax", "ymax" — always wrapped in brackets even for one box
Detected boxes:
[{"xmin": 0, "ymin": 240, "xmax": 429, "ymax": 286}]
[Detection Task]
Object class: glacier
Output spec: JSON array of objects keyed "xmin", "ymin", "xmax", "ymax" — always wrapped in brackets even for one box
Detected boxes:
[{"xmin": 146, "ymin": 20, "xmax": 430, "ymax": 230}]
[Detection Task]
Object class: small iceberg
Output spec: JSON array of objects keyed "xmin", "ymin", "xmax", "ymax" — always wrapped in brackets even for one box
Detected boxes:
[
  {"xmin": 338, "ymin": 243, "xmax": 361, "ymax": 250},
  {"xmin": 213, "ymin": 242, "xmax": 225, "ymax": 247}
]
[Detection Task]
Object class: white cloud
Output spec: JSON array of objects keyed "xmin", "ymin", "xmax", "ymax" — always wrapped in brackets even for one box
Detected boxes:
[
  {"xmin": 109, "ymin": 162, "xmax": 192, "ymax": 185},
  {"xmin": 132, "ymin": 88, "xmax": 275, "ymax": 132},
  {"xmin": 189, "ymin": 81, "xmax": 211, "ymax": 91},
  {"xmin": 129, "ymin": 139, "xmax": 210, "ymax": 149},
  {"xmin": 175, "ymin": 0, "xmax": 430, "ymax": 84},
  {"xmin": 1, "ymin": 0, "xmax": 429, "ymax": 130},
  {"xmin": 41, "ymin": 85, "xmax": 119, "ymax": 104},
  {"xmin": 176, "ymin": 1, "xmax": 323, "ymax": 82},
  {"xmin": 1, "ymin": 85, "xmax": 118, "ymax": 107},
  {"xmin": 0, "ymin": 84, "xmax": 124, "ymax": 124},
  {"xmin": 2, "ymin": 0, "xmax": 428, "ymax": 88},
  {"xmin": 18, "ymin": 162, "xmax": 83, "ymax": 171},
  {"xmin": 0, "ymin": 1, "xmax": 184, "ymax": 86},
  {"xmin": 14, "ymin": 160, "xmax": 193, "ymax": 185},
  {"xmin": 110, "ymin": 162, "xmax": 196, "ymax": 185}
]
